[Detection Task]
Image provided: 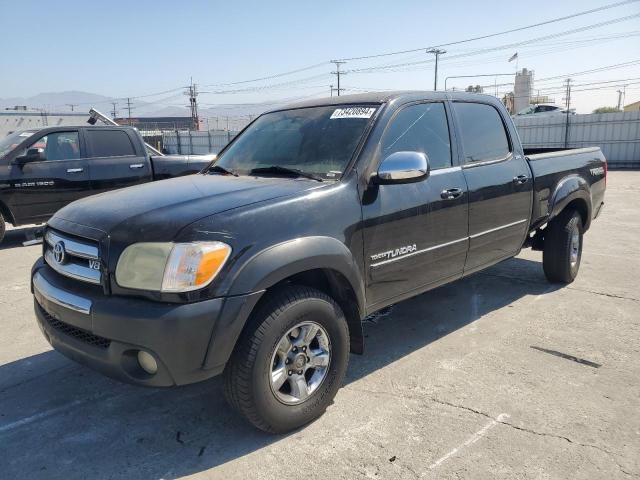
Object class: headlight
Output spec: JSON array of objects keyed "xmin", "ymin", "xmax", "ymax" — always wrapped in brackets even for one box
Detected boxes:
[{"xmin": 115, "ymin": 242, "xmax": 231, "ymax": 292}]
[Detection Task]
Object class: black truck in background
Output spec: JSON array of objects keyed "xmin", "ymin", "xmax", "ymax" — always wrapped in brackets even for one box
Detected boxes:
[
  {"xmin": 30, "ymin": 92, "xmax": 606, "ymax": 433},
  {"xmin": 0, "ymin": 125, "xmax": 213, "ymax": 242}
]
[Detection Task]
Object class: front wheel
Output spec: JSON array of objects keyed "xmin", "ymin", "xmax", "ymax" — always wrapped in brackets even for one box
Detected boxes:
[
  {"xmin": 223, "ymin": 286, "xmax": 349, "ymax": 433},
  {"xmin": 543, "ymin": 209, "xmax": 583, "ymax": 283}
]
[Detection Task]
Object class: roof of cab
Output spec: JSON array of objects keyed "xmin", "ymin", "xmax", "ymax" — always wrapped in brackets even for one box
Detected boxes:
[{"xmin": 276, "ymin": 90, "xmax": 502, "ymax": 111}]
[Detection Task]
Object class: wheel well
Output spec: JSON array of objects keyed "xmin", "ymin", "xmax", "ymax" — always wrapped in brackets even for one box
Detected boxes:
[
  {"xmin": 564, "ymin": 198, "xmax": 589, "ymax": 230},
  {"xmin": 257, "ymin": 268, "xmax": 364, "ymax": 354}
]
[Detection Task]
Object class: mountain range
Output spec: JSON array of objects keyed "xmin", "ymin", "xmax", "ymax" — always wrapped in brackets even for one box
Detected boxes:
[{"xmin": 0, "ymin": 90, "xmax": 280, "ymax": 121}]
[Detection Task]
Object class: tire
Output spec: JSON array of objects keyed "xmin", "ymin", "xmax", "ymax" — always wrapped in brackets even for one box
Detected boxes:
[
  {"xmin": 543, "ymin": 209, "xmax": 583, "ymax": 283},
  {"xmin": 0, "ymin": 212, "xmax": 5, "ymax": 244},
  {"xmin": 223, "ymin": 285, "xmax": 349, "ymax": 433}
]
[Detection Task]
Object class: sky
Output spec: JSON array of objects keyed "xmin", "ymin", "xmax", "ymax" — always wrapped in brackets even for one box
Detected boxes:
[{"xmin": 1, "ymin": 0, "xmax": 639, "ymax": 114}]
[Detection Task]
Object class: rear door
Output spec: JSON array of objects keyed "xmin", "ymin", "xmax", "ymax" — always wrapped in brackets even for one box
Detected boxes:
[
  {"xmin": 451, "ymin": 101, "xmax": 533, "ymax": 274},
  {"xmin": 362, "ymin": 101, "xmax": 469, "ymax": 310},
  {"xmin": 7, "ymin": 130, "xmax": 89, "ymax": 223},
  {"xmin": 85, "ymin": 128, "xmax": 152, "ymax": 194}
]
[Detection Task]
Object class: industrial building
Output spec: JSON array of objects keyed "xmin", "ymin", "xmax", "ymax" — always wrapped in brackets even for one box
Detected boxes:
[{"xmin": 0, "ymin": 110, "xmax": 87, "ymax": 137}]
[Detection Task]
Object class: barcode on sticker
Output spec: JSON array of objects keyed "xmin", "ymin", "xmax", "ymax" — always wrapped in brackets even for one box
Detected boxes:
[{"xmin": 330, "ymin": 107, "xmax": 376, "ymax": 119}]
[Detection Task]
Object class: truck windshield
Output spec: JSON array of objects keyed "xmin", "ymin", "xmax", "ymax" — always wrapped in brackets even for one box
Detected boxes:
[
  {"xmin": 0, "ymin": 130, "xmax": 37, "ymax": 158},
  {"xmin": 212, "ymin": 105, "xmax": 378, "ymax": 180}
]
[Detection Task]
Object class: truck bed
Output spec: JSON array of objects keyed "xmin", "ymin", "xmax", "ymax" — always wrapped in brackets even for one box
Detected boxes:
[{"xmin": 525, "ymin": 147, "xmax": 607, "ymax": 231}]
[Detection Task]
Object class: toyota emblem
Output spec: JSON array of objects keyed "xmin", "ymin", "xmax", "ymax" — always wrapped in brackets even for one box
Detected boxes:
[{"xmin": 53, "ymin": 241, "xmax": 66, "ymax": 264}]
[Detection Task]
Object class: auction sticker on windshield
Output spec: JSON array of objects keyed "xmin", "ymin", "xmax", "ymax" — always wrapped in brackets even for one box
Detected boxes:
[{"xmin": 330, "ymin": 107, "xmax": 376, "ymax": 119}]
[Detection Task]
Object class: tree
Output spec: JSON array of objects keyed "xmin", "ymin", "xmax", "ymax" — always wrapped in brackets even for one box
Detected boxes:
[
  {"xmin": 466, "ymin": 85, "xmax": 483, "ymax": 93},
  {"xmin": 592, "ymin": 106, "xmax": 620, "ymax": 113}
]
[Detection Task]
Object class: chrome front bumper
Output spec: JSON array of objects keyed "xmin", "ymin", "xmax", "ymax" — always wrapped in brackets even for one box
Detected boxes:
[{"xmin": 33, "ymin": 271, "xmax": 92, "ymax": 315}]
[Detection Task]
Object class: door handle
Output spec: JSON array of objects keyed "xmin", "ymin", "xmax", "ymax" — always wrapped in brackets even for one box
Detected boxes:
[
  {"xmin": 66, "ymin": 168, "xmax": 84, "ymax": 173},
  {"xmin": 513, "ymin": 175, "xmax": 529, "ymax": 185},
  {"xmin": 129, "ymin": 163, "xmax": 145, "ymax": 169},
  {"xmin": 441, "ymin": 188, "xmax": 463, "ymax": 200}
]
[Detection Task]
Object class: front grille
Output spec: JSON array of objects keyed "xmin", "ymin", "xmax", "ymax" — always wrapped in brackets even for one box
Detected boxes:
[
  {"xmin": 39, "ymin": 304, "xmax": 111, "ymax": 349},
  {"xmin": 44, "ymin": 229, "xmax": 102, "ymax": 285}
]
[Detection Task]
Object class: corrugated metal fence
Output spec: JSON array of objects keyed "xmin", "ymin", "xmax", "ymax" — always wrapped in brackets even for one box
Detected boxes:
[
  {"xmin": 514, "ymin": 111, "xmax": 640, "ymax": 168},
  {"xmin": 161, "ymin": 114, "xmax": 640, "ymax": 168},
  {"xmin": 162, "ymin": 130, "xmax": 238, "ymax": 155}
]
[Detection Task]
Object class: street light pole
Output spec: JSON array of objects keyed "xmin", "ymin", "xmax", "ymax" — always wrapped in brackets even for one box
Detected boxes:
[{"xmin": 426, "ymin": 48, "xmax": 446, "ymax": 90}]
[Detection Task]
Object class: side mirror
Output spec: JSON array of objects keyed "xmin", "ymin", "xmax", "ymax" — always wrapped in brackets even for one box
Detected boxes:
[
  {"xmin": 374, "ymin": 151, "xmax": 429, "ymax": 185},
  {"xmin": 15, "ymin": 148, "xmax": 45, "ymax": 164}
]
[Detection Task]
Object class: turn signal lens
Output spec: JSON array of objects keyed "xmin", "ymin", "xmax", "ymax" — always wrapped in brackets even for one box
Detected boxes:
[
  {"xmin": 116, "ymin": 241, "xmax": 232, "ymax": 292},
  {"xmin": 161, "ymin": 242, "xmax": 232, "ymax": 292}
]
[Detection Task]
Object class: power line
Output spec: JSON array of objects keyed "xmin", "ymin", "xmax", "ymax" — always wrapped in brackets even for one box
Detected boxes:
[
  {"xmin": 535, "ymin": 60, "xmax": 640, "ymax": 83},
  {"xmin": 343, "ymin": 14, "xmax": 640, "ymax": 74},
  {"xmin": 201, "ymin": 62, "xmax": 328, "ymax": 88},
  {"xmin": 199, "ymin": 73, "xmax": 331, "ymax": 96},
  {"xmin": 113, "ymin": 3, "xmax": 639, "ymax": 100},
  {"xmin": 336, "ymin": 0, "xmax": 639, "ymax": 61}
]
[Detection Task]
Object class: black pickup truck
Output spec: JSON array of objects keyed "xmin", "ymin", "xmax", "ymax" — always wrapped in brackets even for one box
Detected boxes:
[
  {"xmin": 30, "ymin": 92, "xmax": 606, "ymax": 433},
  {"xmin": 0, "ymin": 125, "xmax": 212, "ymax": 242}
]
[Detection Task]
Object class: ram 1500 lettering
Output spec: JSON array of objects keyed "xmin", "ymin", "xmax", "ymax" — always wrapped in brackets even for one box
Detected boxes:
[
  {"xmin": 0, "ymin": 125, "xmax": 212, "ymax": 242},
  {"xmin": 30, "ymin": 92, "xmax": 606, "ymax": 432}
]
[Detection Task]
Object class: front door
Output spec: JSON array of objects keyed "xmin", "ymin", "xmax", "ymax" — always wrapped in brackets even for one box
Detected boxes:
[
  {"xmin": 7, "ymin": 130, "xmax": 90, "ymax": 223},
  {"xmin": 362, "ymin": 102, "xmax": 469, "ymax": 311},
  {"xmin": 451, "ymin": 101, "xmax": 533, "ymax": 274},
  {"xmin": 85, "ymin": 128, "xmax": 152, "ymax": 194}
]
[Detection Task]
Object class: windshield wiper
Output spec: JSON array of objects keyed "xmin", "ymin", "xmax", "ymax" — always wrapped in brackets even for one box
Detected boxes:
[
  {"xmin": 208, "ymin": 164, "xmax": 238, "ymax": 177},
  {"xmin": 249, "ymin": 165, "xmax": 324, "ymax": 182}
]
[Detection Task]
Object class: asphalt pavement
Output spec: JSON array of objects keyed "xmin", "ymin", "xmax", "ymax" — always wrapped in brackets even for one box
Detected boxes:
[{"xmin": 1, "ymin": 171, "xmax": 638, "ymax": 479}]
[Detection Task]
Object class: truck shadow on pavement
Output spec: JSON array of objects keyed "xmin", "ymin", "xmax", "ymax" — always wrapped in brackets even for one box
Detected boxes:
[{"xmin": 0, "ymin": 257, "xmax": 559, "ymax": 480}]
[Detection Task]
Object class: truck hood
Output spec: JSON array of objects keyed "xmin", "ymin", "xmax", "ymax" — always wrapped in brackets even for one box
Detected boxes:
[{"xmin": 50, "ymin": 173, "xmax": 322, "ymax": 241}]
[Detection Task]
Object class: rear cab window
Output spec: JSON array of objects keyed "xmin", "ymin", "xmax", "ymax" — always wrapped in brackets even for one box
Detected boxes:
[
  {"xmin": 86, "ymin": 130, "xmax": 136, "ymax": 158},
  {"xmin": 453, "ymin": 102, "xmax": 511, "ymax": 163}
]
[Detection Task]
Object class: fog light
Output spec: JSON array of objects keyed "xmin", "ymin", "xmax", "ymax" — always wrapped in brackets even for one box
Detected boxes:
[{"xmin": 137, "ymin": 350, "xmax": 158, "ymax": 374}]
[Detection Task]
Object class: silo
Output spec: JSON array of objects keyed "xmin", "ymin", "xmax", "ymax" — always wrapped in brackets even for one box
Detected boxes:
[{"xmin": 513, "ymin": 68, "xmax": 534, "ymax": 114}]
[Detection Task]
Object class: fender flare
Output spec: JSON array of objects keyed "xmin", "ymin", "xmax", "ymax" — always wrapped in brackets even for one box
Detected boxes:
[
  {"xmin": 203, "ymin": 237, "xmax": 366, "ymax": 370},
  {"xmin": 548, "ymin": 175, "xmax": 592, "ymax": 230},
  {"xmin": 228, "ymin": 236, "xmax": 365, "ymax": 310}
]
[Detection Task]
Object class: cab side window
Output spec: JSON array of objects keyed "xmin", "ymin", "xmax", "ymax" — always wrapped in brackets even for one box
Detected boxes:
[
  {"xmin": 381, "ymin": 102, "xmax": 452, "ymax": 170},
  {"xmin": 21, "ymin": 131, "xmax": 80, "ymax": 161},
  {"xmin": 86, "ymin": 130, "xmax": 136, "ymax": 158},
  {"xmin": 453, "ymin": 102, "xmax": 510, "ymax": 163}
]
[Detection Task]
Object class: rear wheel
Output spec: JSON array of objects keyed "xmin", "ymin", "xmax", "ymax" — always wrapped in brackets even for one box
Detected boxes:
[
  {"xmin": 223, "ymin": 285, "xmax": 349, "ymax": 433},
  {"xmin": 543, "ymin": 209, "xmax": 583, "ymax": 283},
  {"xmin": 0, "ymin": 212, "xmax": 5, "ymax": 244}
]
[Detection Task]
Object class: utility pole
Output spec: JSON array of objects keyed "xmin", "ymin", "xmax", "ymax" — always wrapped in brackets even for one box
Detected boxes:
[
  {"xmin": 110, "ymin": 102, "xmax": 118, "ymax": 120},
  {"xmin": 426, "ymin": 48, "xmax": 446, "ymax": 90},
  {"xmin": 563, "ymin": 78, "xmax": 572, "ymax": 148},
  {"xmin": 125, "ymin": 97, "xmax": 134, "ymax": 126},
  {"xmin": 185, "ymin": 78, "xmax": 199, "ymax": 131},
  {"xmin": 66, "ymin": 104, "xmax": 78, "ymax": 112},
  {"xmin": 330, "ymin": 60, "xmax": 346, "ymax": 96},
  {"xmin": 330, "ymin": 84, "xmax": 334, "ymax": 97},
  {"xmin": 617, "ymin": 89, "xmax": 624, "ymax": 111}
]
